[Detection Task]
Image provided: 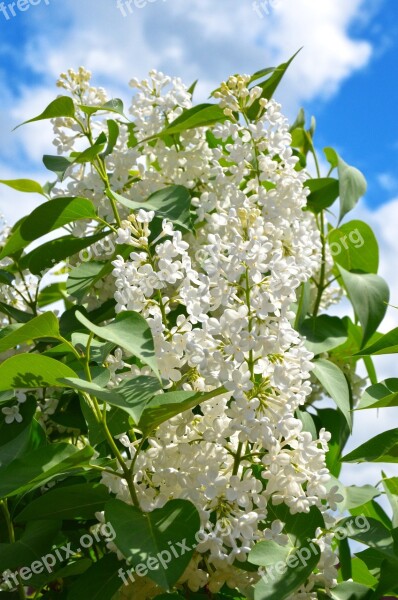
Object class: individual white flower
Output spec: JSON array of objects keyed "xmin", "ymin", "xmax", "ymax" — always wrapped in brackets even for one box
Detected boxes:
[
  {"xmin": 15, "ymin": 391, "xmax": 27, "ymax": 404},
  {"xmin": 136, "ymin": 209, "xmax": 155, "ymax": 223},
  {"xmin": 2, "ymin": 404, "xmax": 23, "ymax": 424}
]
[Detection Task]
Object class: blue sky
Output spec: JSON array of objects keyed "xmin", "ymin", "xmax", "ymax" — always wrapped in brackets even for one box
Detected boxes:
[
  {"xmin": 0, "ymin": 0, "xmax": 397, "ymax": 207},
  {"xmin": 1, "ymin": 0, "xmax": 398, "ymax": 487}
]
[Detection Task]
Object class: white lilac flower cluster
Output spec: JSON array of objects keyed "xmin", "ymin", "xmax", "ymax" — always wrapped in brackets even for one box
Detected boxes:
[{"xmin": 48, "ymin": 69, "xmax": 340, "ymax": 598}]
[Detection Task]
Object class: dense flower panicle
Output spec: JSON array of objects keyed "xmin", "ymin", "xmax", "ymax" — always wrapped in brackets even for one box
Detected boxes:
[
  {"xmin": 91, "ymin": 73, "xmax": 337, "ymax": 597},
  {"xmin": 0, "ymin": 70, "xmax": 346, "ymax": 599}
]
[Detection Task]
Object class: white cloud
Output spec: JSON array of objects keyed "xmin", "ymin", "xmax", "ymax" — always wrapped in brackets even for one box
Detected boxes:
[
  {"xmin": 3, "ymin": 0, "xmax": 375, "ymax": 141},
  {"xmin": 378, "ymin": 172, "xmax": 398, "ymax": 193},
  {"xmin": 0, "ymin": 0, "xmax": 377, "ymax": 183}
]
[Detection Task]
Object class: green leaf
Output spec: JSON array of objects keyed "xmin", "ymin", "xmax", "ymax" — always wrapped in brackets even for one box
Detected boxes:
[
  {"xmin": 324, "ymin": 147, "xmax": 339, "ymax": 169},
  {"xmin": 38, "ymin": 282, "xmax": 67, "ymax": 308},
  {"xmin": 0, "ymin": 197, "xmax": 97, "ymax": 259},
  {"xmin": 349, "ymin": 557, "xmax": 378, "ymax": 588},
  {"xmin": 72, "ymin": 334, "xmax": 114, "ymax": 364},
  {"xmin": 253, "ymin": 547, "xmax": 320, "ymax": 600},
  {"xmin": 15, "ymin": 482, "xmax": 111, "ymax": 521},
  {"xmin": 15, "ymin": 96, "xmax": 75, "ymax": 129},
  {"xmin": 81, "ymin": 400, "xmax": 129, "ymax": 446},
  {"xmin": 371, "ymin": 558, "xmax": 398, "ymax": 598},
  {"xmin": 0, "ymin": 301, "xmax": 34, "ymax": 323},
  {"xmin": 357, "ymin": 379, "xmax": 398, "ymax": 410},
  {"xmin": 187, "ymin": 79, "xmax": 199, "ymax": 96},
  {"xmin": 76, "ymin": 311, "xmax": 159, "ymax": 377},
  {"xmin": 0, "ymin": 312, "xmax": 61, "ymax": 354},
  {"xmin": 43, "ymin": 154, "xmax": 74, "ymax": 179},
  {"xmin": 355, "ymin": 547, "xmax": 396, "ymax": 573},
  {"xmin": 355, "ymin": 328, "xmax": 398, "ymax": 356},
  {"xmin": 329, "ymin": 317, "xmax": 369, "ymax": 363},
  {"xmin": 101, "ymin": 119, "xmax": 120, "ymax": 158},
  {"xmin": 60, "ymin": 376, "xmax": 154, "ymax": 424},
  {"xmin": 152, "ymin": 595, "xmax": 185, "ymax": 600},
  {"xmin": 294, "ymin": 281, "xmax": 311, "ymax": 329},
  {"xmin": 79, "ymin": 98, "xmax": 125, "ymax": 117},
  {"xmin": 342, "ymin": 428, "xmax": 398, "ymax": 463},
  {"xmin": 0, "ymin": 398, "xmax": 40, "ymax": 467},
  {"xmin": 21, "ymin": 231, "xmax": 109, "ymax": 275},
  {"xmin": 328, "ymin": 221, "xmax": 379, "ymax": 274},
  {"xmin": 267, "ymin": 504, "xmax": 324, "ymax": 547},
  {"xmin": 0, "ymin": 354, "xmax": 77, "ymax": 391},
  {"xmin": 0, "ymin": 269, "xmax": 14, "ymax": 286},
  {"xmin": 295, "ymin": 409, "xmax": 317, "ymax": 440},
  {"xmin": 344, "ymin": 486, "xmax": 381, "ymax": 511},
  {"xmin": 350, "ymin": 499, "xmax": 392, "ymax": 530},
  {"xmin": 316, "ymin": 408, "xmax": 350, "ymax": 477},
  {"xmin": 305, "ymin": 178, "xmax": 339, "ymax": 213},
  {"xmin": 67, "ymin": 554, "xmax": 123, "ymax": 600},
  {"xmin": 328, "ymin": 478, "xmax": 380, "ymax": 511},
  {"xmin": 336, "ymin": 516, "xmax": 393, "ymax": 550},
  {"xmin": 338, "ymin": 266, "xmax": 389, "ymax": 347},
  {"xmin": 0, "ymin": 443, "xmax": 94, "ymax": 497},
  {"xmin": 338, "ymin": 156, "xmax": 367, "ymax": 223},
  {"xmin": 73, "ymin": 133, "xmax": 107, "ymax": 164},
  {"xmin": 338, "ymin": 536, "xmax": 352, "ymax": 581},
  {"xmin": 109, "ymin": 185, "xmax": 192, "ymax": 232},
  {"xmin": 159, "ymin": 104, "xmax": 227, "ymax": 137},
  {"xmin": 138, "ymin": 387, "xmax": 228, "ymax": 436},
  {"xmin": 29, "ymin": 558, "xmax": 92, "ymax": 591},
  {"xmin": 105, "ymin": 498, "xmax": 200, "ymax": 590},
  {"xmin": 0, "ymin": 179, "xmax": 45, "ymax": 195},
  {"xmin": 299, "ymin": 315, "xmax": 348, "ymax": 354},
  {"xmin": 115, "ymin": 375, "xmax": 163, "ymax": 422},
  {"xmin": 248, "ymin": 540, "xmax": 290, "ymax": 567},
  {"xmin": 0, "ymin": 520, "xmax": 60, "ymax": 573},
  {"xmin": 382, "ymin": 473, "xmax": 398, "ymax": 528},
  {"xmin": 329, "ymin": 582, "xmax": 373, "ymax": 600},
  {"xmin": 249, "ymin": 66, "xmax": 276, "ymax": 84},
  {"xmin": 246, "ymin": 49, "xmax": 301, "ymax": 120},
  {"xmin": 67, "ymin": 261, "xmax": 106, "ymax": 300},
  {"xmin": 312, "ymin": 359, "xmax": 352, "ymax": 430}
]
